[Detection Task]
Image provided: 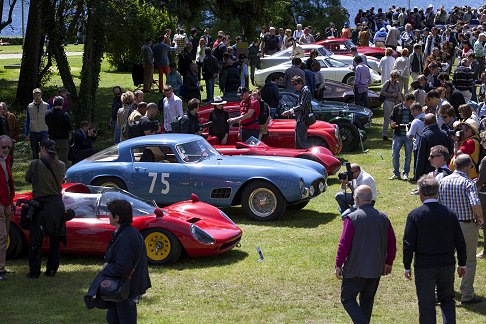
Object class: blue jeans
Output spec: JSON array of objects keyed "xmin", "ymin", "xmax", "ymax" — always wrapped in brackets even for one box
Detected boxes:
[
  {"xmin": 205, "ymin": 78, "xmax": 214, "ymax": 101},
  {"xmin": 341, "ymin": 277, "xmax": 381, "ymax": 324},
  {"xmin": 106, "ymin": 298, "xmax": 137, "ymax": 324},
  {"xmin": 415, "ymin": 265, "xmax": 456, "ymax": 324},
  {"xmin": 354, "ymin": 91, "xmax": 369, "ymax": 108},
  {"xmin": 29, "ymin": 131, "xmax": 48, "ymax": 159},
  {"xmin": 295, "ymin": 120, "xmax": 309, "ymax": 149},
  {"xmin": 392, "ymin": 134, "xmax": 412, "ymax": 177},
  {"xmin": 335, "ymin": 191, "xmax": 354, "ymax": 215}
]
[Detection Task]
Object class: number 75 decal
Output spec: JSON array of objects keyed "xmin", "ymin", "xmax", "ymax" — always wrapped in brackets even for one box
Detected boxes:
[{"xmin": 148, "ymin": 172, "xmax": 170, "ymax": 194}]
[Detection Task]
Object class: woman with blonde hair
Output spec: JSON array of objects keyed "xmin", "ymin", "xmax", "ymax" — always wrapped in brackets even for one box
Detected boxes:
[{"xmin": 393, "ymin": 48, "xmax": 411, "ymax": 94}]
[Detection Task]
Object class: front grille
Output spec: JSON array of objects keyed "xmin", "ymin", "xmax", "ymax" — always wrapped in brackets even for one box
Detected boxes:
[{"xmin": 211, "ymin": 188, "xmax": 231, "ymax": 199}]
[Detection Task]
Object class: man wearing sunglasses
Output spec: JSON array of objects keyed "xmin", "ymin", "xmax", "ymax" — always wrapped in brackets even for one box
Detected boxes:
[{"xmin": 0, "ymin": 135, "xmax": 14, "ymax": 280}]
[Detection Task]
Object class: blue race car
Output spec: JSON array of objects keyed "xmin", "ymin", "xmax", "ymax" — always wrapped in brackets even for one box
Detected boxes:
[{"xmin": 65, "ymin": 134, "xmax": 327, "ymax": 221}]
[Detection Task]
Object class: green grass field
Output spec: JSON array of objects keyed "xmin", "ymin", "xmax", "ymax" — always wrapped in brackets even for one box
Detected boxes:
[{"xmin": 1, "ymin": 45, "xmax": 486, "ymax": 323}]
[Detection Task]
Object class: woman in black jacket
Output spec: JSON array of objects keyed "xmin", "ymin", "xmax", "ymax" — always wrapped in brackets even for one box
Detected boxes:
[{"xmin": 103, "ymin": 199, "xmax": 151, "ymax": 324}]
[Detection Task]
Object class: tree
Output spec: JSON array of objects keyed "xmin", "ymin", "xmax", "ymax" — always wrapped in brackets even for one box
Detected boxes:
[
  {"xmin": 0, "ymin": 0, "xmax": 18, "ymax": 32},
  {"xmin": 15, "ymin": 0, "xmax": 44, "ymax": 110}
]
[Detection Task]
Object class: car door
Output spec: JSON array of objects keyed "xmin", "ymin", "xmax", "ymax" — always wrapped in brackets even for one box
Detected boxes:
[
  {"xmin": 318, "ymin": 59, "xmax": 337, "ymax": 82},
  {"xmin": 130, "ymin": 145, "xmax": 191, "ymax": 204}
]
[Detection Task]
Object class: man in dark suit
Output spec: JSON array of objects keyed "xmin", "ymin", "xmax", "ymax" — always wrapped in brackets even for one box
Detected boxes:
[
  {"xmin": 183, "ymin": 63, "xmax": 202, "ymax": 102},
  {"xmin": 69, "ymin": 120, "xmax": 97, "ymax": 164},
  {"xmin": 414, "ymin": 113, "xmax": 453, "ymax": 180},
  {"xmin": 403, "ymin": 175, "xmax": 467, "ymax": 324}
]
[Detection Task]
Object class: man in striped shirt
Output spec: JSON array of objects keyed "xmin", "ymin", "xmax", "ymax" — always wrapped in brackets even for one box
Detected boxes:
[{"xmin": 438, "ymin": 154, "xmax": 484, "ymax": 305}]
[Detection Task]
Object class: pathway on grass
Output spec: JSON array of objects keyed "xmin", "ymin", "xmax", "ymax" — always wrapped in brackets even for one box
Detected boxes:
[{"xmin": 0, "ymin": 52, "xmax": 82, "ymax": 59}]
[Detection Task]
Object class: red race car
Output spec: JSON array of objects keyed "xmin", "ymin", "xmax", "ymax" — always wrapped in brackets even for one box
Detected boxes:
[
  {"xmin": 316, "ymin": 38, "xmax": 389, "ymax": 59},
  {"xmin": 7, "ymin": 183, "xmax": 242, "ymax": 265},
  {"xmin": 199, "ymin": 103, "xmax": 342, "ymax": 155},
  {"xmin": 212, "ymin": 136, "xmax": 341, "ymax": 175}
]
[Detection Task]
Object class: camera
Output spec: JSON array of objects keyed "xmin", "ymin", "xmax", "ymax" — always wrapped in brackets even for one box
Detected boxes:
[
  {"xmin": 89, "ymin": 128, "xmax": 101, "ymax": 136},
  {"xmin": 199, "ymin": 121, "xmax": 213, "ymax": 131},
  {"xmin": 454, "ymin": 130, "xmax": 463, "ymax": 138},
  {"xmin": 338, "ymin": 162, "xmax": 353, "ymax": 181},
  {"xmin": 16, "ymin": 198, "xmax": 41, "ymax": 220}
]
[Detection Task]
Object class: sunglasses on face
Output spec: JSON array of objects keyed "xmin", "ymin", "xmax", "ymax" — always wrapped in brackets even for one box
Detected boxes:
[
  {"xmin": 1, "ymin": 145, "xmax": 11, "ymax": 150},
  {"xmin": 429, "ymin": 154, "xmax": 441, "ymax": 158}
]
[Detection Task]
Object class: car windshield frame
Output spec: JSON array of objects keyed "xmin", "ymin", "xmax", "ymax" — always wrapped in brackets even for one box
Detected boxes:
[
  {"xmin": 175, "ymin": 139, "xmax": 220, "ymax": 163},
  {"xmin": 86, "ymin": 145, "xmax": 119, "ymax": 162}
]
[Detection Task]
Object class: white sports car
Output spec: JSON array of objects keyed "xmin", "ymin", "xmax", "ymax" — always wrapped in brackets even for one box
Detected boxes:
[
  {"xmin": 259, "ymin": 44, "xmax": 381, "ymax": 73},
  {"xmin": 254, "ymin": 56, "xmax": 382, "ymax": 87}
]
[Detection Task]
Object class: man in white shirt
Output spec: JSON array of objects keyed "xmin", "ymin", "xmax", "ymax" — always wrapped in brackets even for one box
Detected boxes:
[
  {"xmin": 408, "ymin": 102, "xmax": 425, "ymax": 184},
  {"xmin": 162, "ymin": 85, "xmax": 183, "ymax": 132},
  {"xmin": 335, "ymin": 163, "xmax": 377, "ymax": 218}
]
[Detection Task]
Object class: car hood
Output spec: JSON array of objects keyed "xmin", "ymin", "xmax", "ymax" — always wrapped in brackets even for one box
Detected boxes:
[
  {"xmin": 269, "ymin": 119, "xmax": 335, "ymax": 130},
  {"xmin": 244, "ymin": 155, "xmax": 328, "ymax": 176}
]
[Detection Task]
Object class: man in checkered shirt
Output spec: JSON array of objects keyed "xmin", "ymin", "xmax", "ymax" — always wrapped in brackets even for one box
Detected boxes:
[{"xmin": 438, "ymin": 154, "xmax": 485, "ymax": 305}]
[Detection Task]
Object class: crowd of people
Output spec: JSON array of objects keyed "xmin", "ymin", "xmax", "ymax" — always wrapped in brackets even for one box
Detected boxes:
[{"xmin": 3, "ymin": 4, "xmax": 486, "ymax": 324}]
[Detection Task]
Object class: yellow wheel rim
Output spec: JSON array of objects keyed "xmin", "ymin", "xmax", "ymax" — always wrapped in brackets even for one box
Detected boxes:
[{"xmin": 145, "ymin": 232, "xmax": 171, "ymax": 261}]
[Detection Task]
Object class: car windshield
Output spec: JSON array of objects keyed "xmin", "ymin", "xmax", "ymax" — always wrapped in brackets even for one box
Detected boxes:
[
  {"xmin": 175, "ymin": 139, "xmax": 220, "ymax": 163},
  {"xmin": 62, "ymin": 186, "xmax": 157, "ymax": 218},
  {"xmin": 86, "ymin": 145, "xmax": 119, "ymax": 162},
  {"xmin": 322, "ymin": 57, "xmax": 348, "ymax": 68},
  {"xmin": 317, "ymin": 47, "xmax": 332, "ymax": 56},
  {"xmin": 343, "ymin": 39, "xmax": 355, "ymax": 49}
]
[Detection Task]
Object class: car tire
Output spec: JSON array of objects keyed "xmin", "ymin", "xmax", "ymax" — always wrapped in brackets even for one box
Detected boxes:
[
  {"xmin": 336, "ymin": 121, "xmax": 360, "ymax": 152},
  {"xmin": 308, "ymin": 137, "xmax": 329, "ymax": 149},
  {"xmin": 92, "ymin": 177, "xmax": 128, "ymax": 190},
  {"xmin": 343, "ymin": 73, "xmax": 355, "ymax": 85},
  {"xmin": 266, "ymin": 72, "xmax": 285, "ymax": 88},
  {"xmin": 142, "ymin": 228, "xmax": 183, "ymax": 265},
  {"xmin": 287, "ymin": 201, "xmax": 309, "ymax": 210},
  {"xmin": 241, "ymin": 180, "xmax": 286, "ymax": 221},
  {"xmin": 6, "ymin": 225, "xmax": 24, "ymax": 259}
]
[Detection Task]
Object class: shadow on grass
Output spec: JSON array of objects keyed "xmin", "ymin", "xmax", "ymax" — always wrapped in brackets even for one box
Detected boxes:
[
  {"xmin": 455, "ymin": 291, "xmax": 486, "ymax": 316},
  {"xmin": 222, "ymin": 207, "xmax": 338, "ymax": 228}
]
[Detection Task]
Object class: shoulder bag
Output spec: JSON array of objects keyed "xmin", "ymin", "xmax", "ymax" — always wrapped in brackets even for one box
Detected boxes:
[{"xmin": 96, "ymin": 233, "xmax": 144, "ymax": 303}]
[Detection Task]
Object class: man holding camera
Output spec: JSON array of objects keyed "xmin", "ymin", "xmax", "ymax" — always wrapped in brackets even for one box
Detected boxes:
[
  {"xmin": 69, "ymin": 121, "xmax": 97, "ymax": 165},
  {"xmin": 335, "ymin": 163, "xmax": 377, "ymax": 218},
  {"xmin": 389, "ymin": 93, "xmax": 415, "ymax": 180},
  {"xmin": 181, "ymin": 99, "xmax": 203, "ymax": 135}
]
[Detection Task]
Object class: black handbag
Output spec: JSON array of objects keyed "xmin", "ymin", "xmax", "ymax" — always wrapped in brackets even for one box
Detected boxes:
[
  {"xmin": 85, "ymin": 234, "xmax": 144, "ymax": 306},
  {"xmin": 305, "ymin": 112, "xmax": 317, "ymax": 126},
  {"xmin": 378, "ymin": 81, "xmax": 391, "ymax": 102}
]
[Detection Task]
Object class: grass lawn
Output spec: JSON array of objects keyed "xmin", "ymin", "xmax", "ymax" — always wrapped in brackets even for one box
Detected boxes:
[{"xmin": 1, "ymin": 46, "xmax": 486, "ymax": 323}]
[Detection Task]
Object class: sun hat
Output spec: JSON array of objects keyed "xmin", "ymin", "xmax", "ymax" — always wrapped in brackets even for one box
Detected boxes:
[{"xmin": 211, "ymin": 96, "xmax": 227, "ymax": 105}]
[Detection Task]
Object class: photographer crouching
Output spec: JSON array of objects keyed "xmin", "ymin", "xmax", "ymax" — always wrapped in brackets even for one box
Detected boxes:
[
  {"xmin": 335, "ymin": 162, "xmax": 377, "ymax": 219},
  {"xmin": 69, "ymin": 120, "xmax": 97, "ymax": 165}
]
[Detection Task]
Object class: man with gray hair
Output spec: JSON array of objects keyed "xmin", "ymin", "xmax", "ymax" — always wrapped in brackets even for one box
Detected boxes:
[
  {"xmin": 473, "ymin": 33, "xmax": 486, "ymax": 77},
  {"xmin": 439, "ymin": 154, "xmax": 484, "ymax": 305},
  {"xmin": 404, "ymin": 175, "xmax": 467, "ymax": 323},
  {"xmin": 452, "ymin": 58, "xmax": 474, "ymax": 103},
  {"xmin": 335, "ymin": 185, "xmax": 396, "ymax": 323}
]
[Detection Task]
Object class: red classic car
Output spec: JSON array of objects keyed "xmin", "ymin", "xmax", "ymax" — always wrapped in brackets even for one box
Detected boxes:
[
  {"xmin": 7, "ymin": 183, "xmax": 242, "ymax": 265},
  {"xmin": 212, "ymin": 137, "xmax": 341, "ymax": 175},
  {"xmin": 316, "ymin": 38, "xmax": 388, "ymax": 59},
  {"xmin": 198, "ymin": 103, "xmax": 342, "ymax": 155}
]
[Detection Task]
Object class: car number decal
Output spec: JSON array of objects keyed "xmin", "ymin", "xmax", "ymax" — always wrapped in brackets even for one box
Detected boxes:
[{"xmin": 148, "ymin": 172, "xmax": 170, "ymax": 194}]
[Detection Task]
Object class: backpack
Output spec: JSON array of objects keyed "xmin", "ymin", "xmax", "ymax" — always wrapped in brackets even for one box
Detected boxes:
[
  {"xmin": 127, "ymin": 119, "xmax": 142, "ymax": 139},
  {"xmin": 473, "ymin": 137, "xmax": 486, "ymax": 173},
  {"xmin": 170, "ymin": 115, "xmax": 184, "ymax": 133},
  {"xmin": 258, "ymin": 100, "xmax": 270, "ymax": 125}
]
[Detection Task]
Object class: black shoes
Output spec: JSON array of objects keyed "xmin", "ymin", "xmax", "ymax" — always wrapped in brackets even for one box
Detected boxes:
[
  {"xmin": 461, "ymin": 296, "xmax": 483, "ymax": 305},
  {"xmin": 26, "ymin": 272, "xmax": 40, "ymax": 279},
  {"xmin": 45, "ymin": 270, "xmax": 56, "ymax": 277},
  {"xmin": 383, "ymin": 136, "xmax": 390, "ymax": 141}
]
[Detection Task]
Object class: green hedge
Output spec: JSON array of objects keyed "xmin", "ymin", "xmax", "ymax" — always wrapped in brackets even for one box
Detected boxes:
[{"xmin": 0, "ymin": 37, "xmax": 24, "ymax": 45}]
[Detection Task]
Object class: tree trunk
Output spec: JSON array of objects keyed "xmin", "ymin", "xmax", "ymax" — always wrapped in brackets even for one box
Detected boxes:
[
  {"xmin": 77, "ymin": 0, "xmax": 105, "ymax": 123},
  {"xmin": 14, "ymin": 0, "xmax": 44, "ymax": 110}
]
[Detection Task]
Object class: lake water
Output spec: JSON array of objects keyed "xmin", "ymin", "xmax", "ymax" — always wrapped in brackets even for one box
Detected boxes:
[{"xmin": 1, "ymin": 1, "xmax": 485, "ymax": 37}]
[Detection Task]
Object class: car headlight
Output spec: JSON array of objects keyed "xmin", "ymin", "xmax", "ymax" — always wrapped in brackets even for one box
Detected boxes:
[
  {"xmin": 219, "ymin": 209, "xmax": 236, "ymax": 225},
  {"xmin": 299, "ymin": 179, "xmax": 305, "ymax": 195},
  {"xmin": 190, "ymin": 224, "xmax": 215, "ymax": 245},
  {"xmin": 309, "ymin": 185, "xmax": 315, "ymax": 196}
]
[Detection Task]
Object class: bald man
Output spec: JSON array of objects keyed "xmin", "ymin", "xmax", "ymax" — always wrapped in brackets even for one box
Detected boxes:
[{"xmin": 335, "ymin": 185, "xmax": 396, "ymax": 323}]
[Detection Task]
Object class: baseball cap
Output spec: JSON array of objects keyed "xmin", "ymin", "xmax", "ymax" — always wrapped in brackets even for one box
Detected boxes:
[{"xmin": 237, "ymin": 86, "xmax": 249, "ymax": 96}]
